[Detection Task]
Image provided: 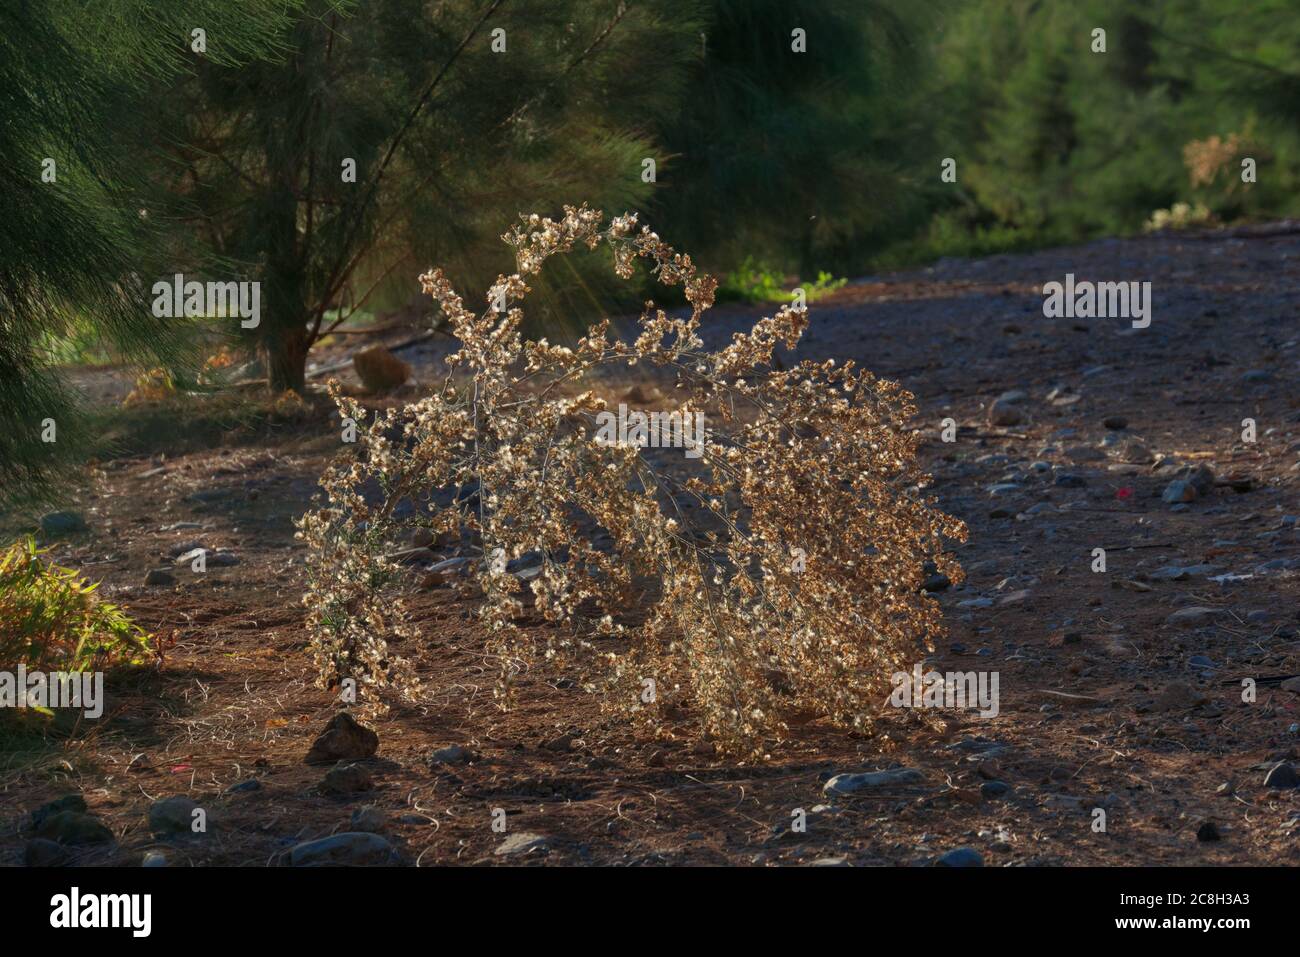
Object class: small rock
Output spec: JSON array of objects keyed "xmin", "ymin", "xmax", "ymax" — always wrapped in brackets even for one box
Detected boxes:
[
  {"xmin": 1151, "ymin": 681, "xmax": 1208, "ymax": 711},
  {"xmin": 495, "ymin": 832, "xmax": 550, "ymax": 857},
  {"xmin": 988, "ymin": 400, "xmax": 1024, "ymax": 427},
  {"xmin": 305, "ymin": 712, "xmax": 379, "ymax": 764},
  {"xmin": 142, "ymin": 850, "xmax": 168, "ymax": 867},
  {"xmin": 225, "ymin": 779, "xmax": 262, "ymax": 794},
  {"xmin": 353, "ymin": 346, "xmax": 412, "ymax": 394},
  {"xmin": 921, "ymin": 574, "xmax": 950, "ymax": 592},
  {"xmin": 350, "ymin": 806, "xmax": 387, "ymax": 832},
  {"xmin": 824, "ymin": 768, "xmax": 925, "ymax": 796},
  {"xmin": 321, "ymin": 762, "xmax": 373, "ymax": 795},
  {"xmin": 24, "ymin": 838, "xmax": 69, "ymax": 866},
  {"xmin": 1053, "ymin": 473, "xmax": 1087, "ymax": 488},
  {"xmin": 288, "ymin": 832, "xmax": 402, "ymax": 866},
  {"xmin": 40, "ymin": 511, "xmax": 87, "ymax": 537},
  {"xmin": 1103, "ymin": 415, "xmax": 1128, "ymax": 430},
  {"xmin": 1162, "ymin": 480, "xmax": 1197, "ymax": 504},
  {"xmin": 428, "ymin": 745, "xmax": 476, "ymax": 766},
  {"xmin": 174, "ymin": 548, "xmax": 239, "ymax": 567},
  {"xmin": 1263, "ymin": 763, "xmax": 1299, "ymax": 789},
  {"xmin": 353, "ymin": 345, "xmax": 413, "ymax": 395},
  {"xmin": 1196, "ymin": 821, "xmax": 1221, "ymax": 842},
  {"xmin": 31, "ymin": 795, "xmax": 87, "ymax": 830},
  {"xmin": 148, "ymin": 796, "xmax": 201, "ymax": 836},
  {"xmin": 1165, "ymin": 606, "xmax": 1224, "ymax": 627},
  {"xmin": 935, "ymin": 847, "xmax": 983, "ymax": 867},
  {"xmin": 144, "ymin": 568, "xmax": 176, "ymax": 586},
  {"xmin": 980, "ymin": 780, "xmax": 1011, "ymax": 799},
  {"xmin": 35, "ymin": 811, "xmax": 113, "ymax": 846}
]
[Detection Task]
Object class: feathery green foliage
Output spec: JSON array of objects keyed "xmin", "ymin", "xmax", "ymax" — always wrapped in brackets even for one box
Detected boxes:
[
  {"xmin": 166, "ymin": 0, "xmax": 702, "ymax": 392},
  {"xmin": 0, "ymin": 1, "xmax": 301, "ymax": 507}
]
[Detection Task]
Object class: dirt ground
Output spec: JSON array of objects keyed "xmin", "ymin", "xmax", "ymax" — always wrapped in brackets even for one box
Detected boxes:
[{"xmin": 3, "ymin": 226, "xmax": 1299, "ymax": 866}]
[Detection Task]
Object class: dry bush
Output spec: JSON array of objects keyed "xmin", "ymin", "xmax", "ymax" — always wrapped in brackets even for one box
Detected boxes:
[{"xmin": 297, "ymin": 205, "xmax": 965, "ymax": 754}]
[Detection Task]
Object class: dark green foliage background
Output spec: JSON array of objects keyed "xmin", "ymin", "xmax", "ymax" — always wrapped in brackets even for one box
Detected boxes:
[{"xmin": 3, "ymin": 0, "xmax": 1298, "ymax": 505}]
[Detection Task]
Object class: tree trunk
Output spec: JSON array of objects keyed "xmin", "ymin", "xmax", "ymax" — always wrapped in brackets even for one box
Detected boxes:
[{"xmin": 264, "ymin": 322, "xmax": 309, "ymax": 394}]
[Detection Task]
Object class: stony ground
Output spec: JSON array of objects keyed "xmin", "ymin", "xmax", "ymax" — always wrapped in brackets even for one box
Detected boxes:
[{"xmin": 3, "ymin": 226, "xmax": 1299, "ymax": 866}]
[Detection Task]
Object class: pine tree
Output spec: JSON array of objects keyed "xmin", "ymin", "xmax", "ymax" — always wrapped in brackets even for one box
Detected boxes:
[
  {"xmin": 0, "ymin": 0, "xmax": 301, "ymax": 507},
  {"xmin": 166, "ymin": 0, "xmax": 701, "ymax": 394},
  {"xmin": 653, "ymin": 0, "xmax": 935, "ymax": 277}
]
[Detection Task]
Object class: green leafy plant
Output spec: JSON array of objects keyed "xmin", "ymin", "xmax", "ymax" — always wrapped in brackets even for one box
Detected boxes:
[
  {"xmin": 720, "ymin": 257, "xmax": 847, "ymax": 304},
  {"xmin": 0, "ymin": 538, "xmax": 150, "ymax": 672}
]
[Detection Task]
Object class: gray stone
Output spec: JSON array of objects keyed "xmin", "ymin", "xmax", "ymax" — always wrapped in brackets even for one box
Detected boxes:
[
  {"xmin": 988, "ymin": 400, "xmax": 1024, "ymax": 427},
  {"xmin": 980, "ymin": 780, "xmax": 1011, "ymax": 799},
  {"xmin": 288, "ymin": 832, "xmax": 402, "ymax": 866},
  {"xmin": 24, "ymin": 838, "xmax": 69, "ymax": 866},
  {"xmin": 144, "ymin": 568, "xmax": 176, "ymax": 586},
  {"xmin": 35, "ymin": 811, "xmax": 113, "ymax": 845},
  {"xmin": 31, "ymin": 795, "xmax": 87, "ymax": 830},
  {"xmin": 350, "ymin": 806, "xmax": 387, "ymax": 832},
  {"xmin": 935, "ymin": 847, "xmax": 984, "ymax": 867},
  {"xmin": 429, "ymin": 744, "xmax": 476, "ymax": 766},
  {"xmin": 1263, "ymin": 763, "xmax": 1299, "ymax": 789},
  {"xmin": 824, "ymin": 768, "xmax": 925, "ymax": 796},
  {"xmin": 142, "ymin": 850, "xmax": 168, "ymax": 867},
  {"xmin": 321, "ymin": 762, "xmax": 373, "ymax": 795},
  {"xmin": 1162, "ymin": 480, "xmax": 1197, "ymax": 504},
  {"xmin": 494, "ymin": 832, "xmax": 550, "ymax": 857},
  {"xmin": 149, "ymin": 796, "xmax": 201, "ymax": 836},
  {"xmin": 40, "ymin": 511, "xmax": 86, "ymax": 537},
  {"xmin": 1165, "ymin": 606, "xmax": 1224, "ymax": 627}
]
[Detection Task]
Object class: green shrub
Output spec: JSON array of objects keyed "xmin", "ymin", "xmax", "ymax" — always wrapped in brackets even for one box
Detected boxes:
[{"xmin": 0, "ymin": 538, "xmax": 150, "ymax": 671}]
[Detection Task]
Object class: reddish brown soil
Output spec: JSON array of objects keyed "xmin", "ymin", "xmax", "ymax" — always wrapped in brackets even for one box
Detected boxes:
[{"xmin": 3, "ymin": 227, "xmax": 1298, "ymax": 866}]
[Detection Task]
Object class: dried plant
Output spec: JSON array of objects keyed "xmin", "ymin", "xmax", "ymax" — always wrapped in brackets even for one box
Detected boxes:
[{"xmin": 297, "ymin": 205, "xmax": 966, "ymax": 754}]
